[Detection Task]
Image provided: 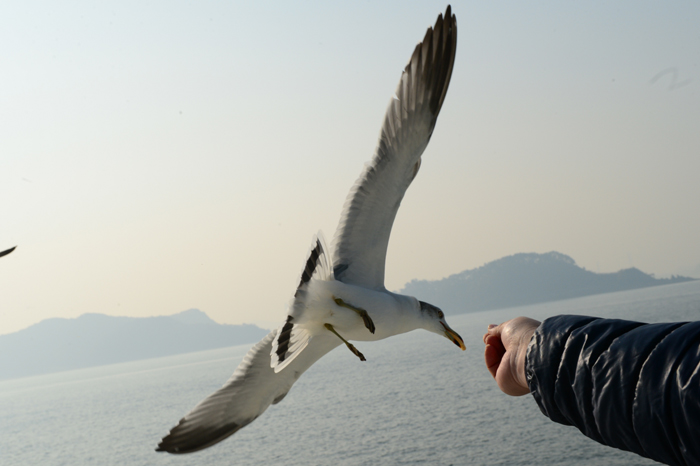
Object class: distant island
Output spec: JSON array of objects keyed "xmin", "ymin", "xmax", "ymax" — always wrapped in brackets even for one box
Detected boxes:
[
  {"xmin": 398, "ymin": 251, "xmax": 696, "ymax": 316},
  {"xmin": 0, "ymin": 309, "xmax": 269, "ymax": 381},
  {"xmin": 2, "ymin": 252, "xmax": 695, "ymax": 381}
]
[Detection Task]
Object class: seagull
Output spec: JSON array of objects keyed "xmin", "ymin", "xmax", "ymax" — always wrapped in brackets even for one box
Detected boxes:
[{"xmin": 157, "ymin": 5, "xmax": 463, "ymax": 454}]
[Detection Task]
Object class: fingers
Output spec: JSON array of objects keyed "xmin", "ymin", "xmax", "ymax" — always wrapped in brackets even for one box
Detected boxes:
[
  {"xmin": 484, "ymin": 334, "xmax": 505, "ymax": 378},
  {"xmin": 483, "ymin": 323, "xmax": 505, "ymax": 378},
  {"xmin": 482, "ymin": 317, "xmax": 541, "ymax": 397},
  {"xmin": 482, "ymin": 323, "xmax": 500, "ymax": 343}
]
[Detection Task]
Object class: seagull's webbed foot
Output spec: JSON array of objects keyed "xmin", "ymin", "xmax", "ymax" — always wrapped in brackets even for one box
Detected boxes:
[
  {"xmin": 324, "ymin": 323, "xmax": 366, "ymax": 362},
  {"xmin": 333, "ymin": 297, "xmax": 375, "ymax": 334}
]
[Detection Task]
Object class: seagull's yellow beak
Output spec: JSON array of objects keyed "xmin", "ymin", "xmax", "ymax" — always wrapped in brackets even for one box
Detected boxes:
[{"xmin": 441, "ymin": 322, "xmax": 466, "ymax": 350}]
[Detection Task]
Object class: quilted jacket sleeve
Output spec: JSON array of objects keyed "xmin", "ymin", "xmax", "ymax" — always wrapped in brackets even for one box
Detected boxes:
[{"xmin": 526, "ymin": 315, "xmax": 700, "ymax": 466}]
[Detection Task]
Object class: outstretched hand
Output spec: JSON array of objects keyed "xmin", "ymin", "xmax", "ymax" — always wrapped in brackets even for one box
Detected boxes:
[{"xmin": 483, "ymin": 317, "xmax": 540, "ymax": 396}]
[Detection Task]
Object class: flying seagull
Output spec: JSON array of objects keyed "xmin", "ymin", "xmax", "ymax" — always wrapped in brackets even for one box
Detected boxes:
[
  {"xmin": 0, "ymin": 246, "xmax": 16, "ymax": 258},
  {"xmin": 157, "ymin": 5, "xmax": 462, "ymax": 454}
]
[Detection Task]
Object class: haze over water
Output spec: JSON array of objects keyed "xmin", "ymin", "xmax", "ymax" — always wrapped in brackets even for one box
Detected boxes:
[
  {"xmin": 3, "ymin": 281, "xmax": 698, "ymax": 466},
  {"xmin": 3, "ymin": 1, "xmax": 699, "ymax": 336}
]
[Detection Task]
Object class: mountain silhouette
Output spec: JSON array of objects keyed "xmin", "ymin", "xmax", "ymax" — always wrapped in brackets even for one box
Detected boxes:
[
  {"xmin": 3, "ymin": 253, "xmax": 695, "ymax": 380},
  {"xmin": 0, "ymin": 309, "xmax": 269, "ymax": 380},
  {"xmin": 399, "ymin": 252, "xmax": 695, "ymax": 316}
]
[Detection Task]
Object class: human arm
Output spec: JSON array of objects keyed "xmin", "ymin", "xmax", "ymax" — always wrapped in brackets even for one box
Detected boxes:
[{"xmin": 485, "ymin": 315, "xmax": 700, "ymax": 466}]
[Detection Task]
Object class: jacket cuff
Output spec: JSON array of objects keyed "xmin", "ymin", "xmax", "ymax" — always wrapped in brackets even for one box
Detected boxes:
[{"xmin": 525, "ymin": 315, "xmax": 598, "ymax": 425}]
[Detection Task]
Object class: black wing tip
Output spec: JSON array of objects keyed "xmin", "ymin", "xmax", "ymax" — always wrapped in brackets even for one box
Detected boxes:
[
  {"xmin": 427, "ymin": 5, "xmax": 457, "ymax": 116},
  {"xmin": 435, "ymin": 5, "xmax": 456, "ymax": 30},
  {"xmin": 0, "ymin": 246, "xmax": 17, "ymax": 258},
  {"xmin": 400, "ymin": 6, "xmax": 456, "ymax": 123},
  {"xmin": 155, "ymin": 442, "xmax": 187, "ymax": 454},
  {"xmin": 156, "ymin": 421, "xmax": 242, "ymax": 454},
  {"xmin": 155, "ymin": 437, "xmax": 179, "ymax": 454},
  {"xmin": 154, "ymin": 441, "xmax": 190, "ymax": 454},
  {"xmin": 443, "ymin": 5, "xmax": 455, "ymax": 24}
]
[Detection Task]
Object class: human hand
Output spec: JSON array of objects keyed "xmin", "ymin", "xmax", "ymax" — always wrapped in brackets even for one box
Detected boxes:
[{"xmin": 483, "ymin": 317, "xmax": 540, "ymax": 396}]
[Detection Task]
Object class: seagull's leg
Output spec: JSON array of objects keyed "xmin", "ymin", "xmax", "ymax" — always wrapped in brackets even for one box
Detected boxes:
[
  {"xmin": 333, "ymin": 297, "xmax": 375, "ymax": 334},
  {"xmin": 324, "ymin": 323, "xmax": 366, "ymax": 362}
]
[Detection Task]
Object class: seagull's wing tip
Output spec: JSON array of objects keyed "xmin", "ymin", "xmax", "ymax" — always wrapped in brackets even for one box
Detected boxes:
[{"xmin": 0, "ymin": 246, "xmax": 17, "ymax": 258}]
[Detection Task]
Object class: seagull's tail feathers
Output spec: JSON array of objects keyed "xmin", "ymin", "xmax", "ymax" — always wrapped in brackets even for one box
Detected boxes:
[
  {"xmin": 270, "ymin": 232, "xmax": 334, "ymax": 373},
  {"xmin": 156, "ymin": 330, "xmax": 340, "ymax": 454}
]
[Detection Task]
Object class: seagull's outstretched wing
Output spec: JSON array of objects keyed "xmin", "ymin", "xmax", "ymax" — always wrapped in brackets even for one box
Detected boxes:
[
  {"xmin": 156, "ymin": 330, "xmax": 340, "ymax": 454},
  {"xmin": 331, "ymin": 6, "xmax": 456, "ymax": 290},
  {"xmin": 0, "ymin": 246, "xmax": 16, "ymax": 258}
]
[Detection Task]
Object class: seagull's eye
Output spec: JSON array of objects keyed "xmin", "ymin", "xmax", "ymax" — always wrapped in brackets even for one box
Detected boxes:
[{"xmin": 437, "ymin": 310, "xmax": 444, "ymax": 319}]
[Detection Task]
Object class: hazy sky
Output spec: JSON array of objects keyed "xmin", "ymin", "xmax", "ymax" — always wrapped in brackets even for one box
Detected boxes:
[{"xmin": 2, "ymin": 1, "xmax": 699, "ymax": 335}]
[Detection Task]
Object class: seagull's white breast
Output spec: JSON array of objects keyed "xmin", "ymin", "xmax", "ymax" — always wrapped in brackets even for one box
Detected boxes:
[{"xmin": 297, "ymin": 279, "xmax": 421, "ymax": 341}]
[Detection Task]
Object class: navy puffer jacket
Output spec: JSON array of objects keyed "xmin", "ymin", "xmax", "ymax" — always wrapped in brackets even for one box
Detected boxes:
[{"xmin": 526, "ymin": 315, "xmax": 700, "ymax": 466}]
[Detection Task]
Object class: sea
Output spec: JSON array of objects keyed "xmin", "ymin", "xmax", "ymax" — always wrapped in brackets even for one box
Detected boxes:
[{"xmin": 2, "ymin": 280, "xmax": 699, "ymax": 466}]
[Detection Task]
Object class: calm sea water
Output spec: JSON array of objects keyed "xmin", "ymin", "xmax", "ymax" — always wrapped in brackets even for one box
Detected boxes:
[{"xmin": 2, "ymin": 280, "xmax": 699, "ymax": 466}]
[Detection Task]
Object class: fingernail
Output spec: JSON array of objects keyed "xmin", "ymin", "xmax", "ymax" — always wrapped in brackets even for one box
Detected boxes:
[{"xmin": 488, "ymin": 324, "xmax": 497, "ymax": 330}]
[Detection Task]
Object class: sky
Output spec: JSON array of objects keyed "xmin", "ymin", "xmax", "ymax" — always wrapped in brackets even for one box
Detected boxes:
[{"xmin": 1, "ymin": 1, "xmax": 699, "ymax": 335}]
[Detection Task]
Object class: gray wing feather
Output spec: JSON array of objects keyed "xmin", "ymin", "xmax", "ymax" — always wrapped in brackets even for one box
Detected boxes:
[
  {"xmin": 156, "ymin": 330, "xmax": 340, "ymax": 454},
  {"xmin": 331, "ymin": 6, "xmax": 457, "ymax": 289}
]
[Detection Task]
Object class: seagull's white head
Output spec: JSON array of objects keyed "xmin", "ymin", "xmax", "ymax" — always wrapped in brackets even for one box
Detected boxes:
[{"xmin": 418, "ymin": 301, "xmax": 466, "ymax": 350}]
